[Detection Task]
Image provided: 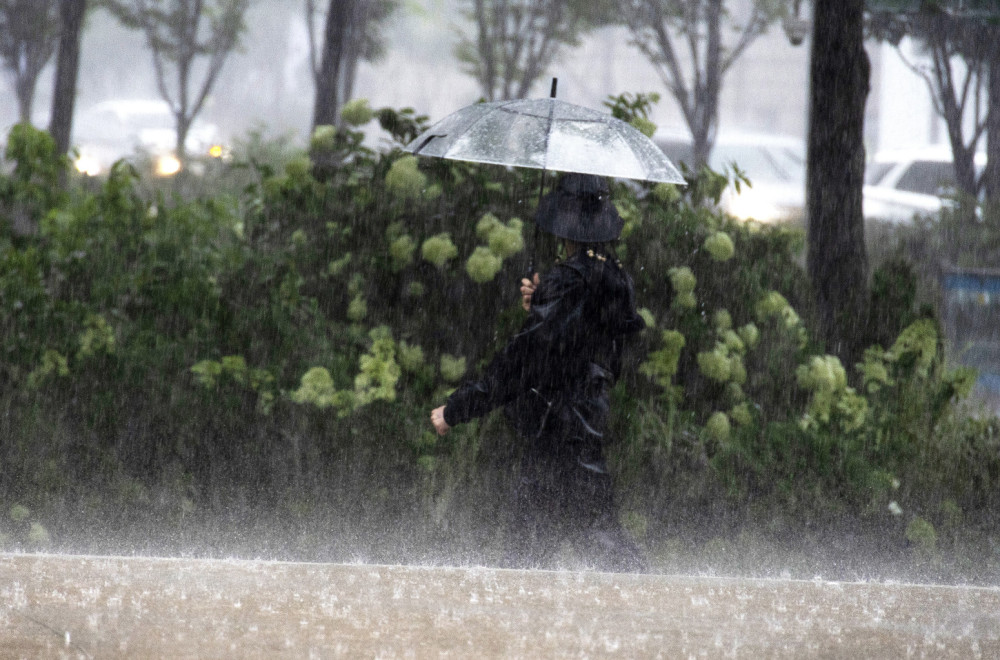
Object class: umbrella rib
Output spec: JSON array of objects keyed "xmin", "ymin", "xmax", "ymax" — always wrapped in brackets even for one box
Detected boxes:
[
  {"xmin": 441, "ymin": 100, "xmax": 520, "ymax": 163},
  {"xmin": 467, "ymin": 100, "xmax": 520, "ymax": 128},
  {"xmin": 607, "ymin": 127, "xmax": 650, "ymax": 178},
  {"xmin": 540, "ymin": 100, "xmax": 556, "ymax": 172},
  {"xmin": 496, "ymin": 105, "xmax": 608, "ymax": 124}
]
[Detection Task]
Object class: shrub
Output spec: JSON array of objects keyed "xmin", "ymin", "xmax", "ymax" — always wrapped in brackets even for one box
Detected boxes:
[
  {"xmin": 1, "ymin": 111, "xmax": 998, "ymax": 566},
  {"xmin": 341, "ymin": 98, "xmax": 374, "ymax": 126},
  {"xmin": 421, "ymin": 233, "xmax": 458, "ymax": 267},
  {"xmin": 466, "ymin": 246, "xmax": 503, "ymax": 283},
  {"xmin": 385, "ymin": 155, "xmax": 427, "ymax": 199}
]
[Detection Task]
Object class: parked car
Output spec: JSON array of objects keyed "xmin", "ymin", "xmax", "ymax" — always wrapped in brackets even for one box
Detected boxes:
[
  {"xmin": 72, "ymin": 98, "xmax": 222, "ymax": 177},
  {"xmin": 863, "ymin": 147, "xmax": 986, "ymax": 224},
  {"xmin": 655, "ymin": 131, "xmax": 806, "ymax": 223}
]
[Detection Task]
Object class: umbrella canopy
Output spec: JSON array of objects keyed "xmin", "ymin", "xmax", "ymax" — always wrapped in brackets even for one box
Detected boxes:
[{"xmin": 403, "ymin": 97, "xmax": 685, "ymax": 185}]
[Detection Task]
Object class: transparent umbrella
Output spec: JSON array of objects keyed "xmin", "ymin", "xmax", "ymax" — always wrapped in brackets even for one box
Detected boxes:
[
  {"xmin": 404, "ymin": 94, "xmax": 685, "ymax": 185},
  {"xmin": 403, "ymin": 82, "xmax": 685, "ymax": 271}
]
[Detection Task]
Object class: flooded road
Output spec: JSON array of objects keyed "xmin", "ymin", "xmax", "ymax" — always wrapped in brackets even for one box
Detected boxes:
[{"xmin": 1, "ymin": 553, "xmax": 998, "ymax": 658}]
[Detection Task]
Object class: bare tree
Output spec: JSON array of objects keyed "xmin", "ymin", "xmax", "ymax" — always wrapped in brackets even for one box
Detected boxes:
[
  {"xmin": 455, "ymin": 0, "xmax": 613, "ymax": 101},
  {"xmin": 623, "ymin": 0, "xmax": 788, "ymax": 167},
  {"xmin": 104, "ymin": 0, "xmax": 249, "ymax": 158},
  {"xmin": 308, "ymin": 0, "xmax": 395, "ymax": 131},
  {"xmin": 807, "ymin": 0, "xmax": 869, "ymax": 359},
  {"xmin": 870, "ymin": 5, "xmax": 1000, "ymax": 211},
  {"xmin": 0, "ymin": 0, "xmax": 60, "ymax": 123},
  {"xmin": 987, "ymin": 47, "xmax": 1000, "ymax": 203},
  {"xmin": 49, "ymin": 0, "xmax": 89, "ymax": 157}
]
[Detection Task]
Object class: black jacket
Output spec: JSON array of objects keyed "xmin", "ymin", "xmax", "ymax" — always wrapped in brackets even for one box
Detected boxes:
[{"xmin": 444, "ymin": 250, "xmax": 644, "ymax": 444}]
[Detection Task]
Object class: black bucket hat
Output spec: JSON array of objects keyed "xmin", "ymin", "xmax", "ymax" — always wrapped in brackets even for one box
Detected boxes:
[{"xmin": 535, "ymin": 173, "xmax": 623, "ymax": 243}]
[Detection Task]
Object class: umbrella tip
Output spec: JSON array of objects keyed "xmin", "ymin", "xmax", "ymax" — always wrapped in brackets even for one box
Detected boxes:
[{"xmin": 550, "ymin": 78, "xmax": 558, "ymax": 98}]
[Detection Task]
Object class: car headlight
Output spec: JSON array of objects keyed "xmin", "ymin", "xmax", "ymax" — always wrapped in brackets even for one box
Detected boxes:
[
  {"xmin": 154, "ymin": 154, "xmax": 182, "ymax": 177},
  {"xmin": 207, "ymin": 144, "xmax": 232, "ymax": 162},
  {"xmin": 723, "ymin": 190, "xmax": 785, "ymax": 223},
  {"xmin": 74, "ymin": 154, "xmax": 102, "ymax": 177}
]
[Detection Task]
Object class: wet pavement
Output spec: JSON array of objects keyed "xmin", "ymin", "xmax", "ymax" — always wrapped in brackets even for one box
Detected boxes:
[{"xmin": 1, "ymin": 553, "xmax": 998, "ymax": 658}]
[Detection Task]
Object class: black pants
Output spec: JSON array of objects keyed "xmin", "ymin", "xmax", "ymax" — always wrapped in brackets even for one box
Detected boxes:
[{"xmin": 501, "ymin": 421, "xmax": 647, "ymax": 573}]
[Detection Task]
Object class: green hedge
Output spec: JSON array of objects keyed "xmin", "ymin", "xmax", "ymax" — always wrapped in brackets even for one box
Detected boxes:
[{"xmin": 1, "ymin": 108, "xmax": 997, "ymax": 570}]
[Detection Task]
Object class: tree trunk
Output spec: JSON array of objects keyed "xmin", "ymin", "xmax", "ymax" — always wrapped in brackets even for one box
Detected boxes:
[
  {"xmin": 986, "ymin": 44, "xmax": 1000, "ymax": 205},
  {"xmin": 340, "ymin": 0, "xmax": 368, "ymax": 108},
  {"xmin": 930, "ymin": 39, "xmax": 979, "ymax": 213},
  {"xmin": 16, "ymin": 75, "xmax": 36, "ymax": 123},
  {"xmin": 176, "ymin": 21, "xmax": 193, "ymax": 160},
  {"xmin": 688, "ymin": 0, "xmax": 722, "ymax": 169},
  {"xmin": 312, "ymin": 0, "xmax": 353, "ymax": 131},
  {"xmin": 177, "ymin": 115, "xmax": 191, "ymax": 160},
  {"xmin": 6, "ymin": 1, "xmax": 59, "ymax": 124},
  {"xmin": 49, "ymin": 0, "xmax": 88, "ymax": 158},
  {"xmin": 806, "ymin": 0, "xmax": 870, "ymax": 360},
  {"xmin": 474, "ymin": 0, "xmax": 497, "ymax": 100},
  {"xmin": 701, "ymin": 0, "xmax": 723, "ymax": 167}
]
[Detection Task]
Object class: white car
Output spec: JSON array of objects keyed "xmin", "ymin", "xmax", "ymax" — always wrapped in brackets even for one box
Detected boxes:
[
  {"xmin": 655, "ymin": 131, "xmax": 806, "ymax": 223},
  {"xmin": 72, "ymin": 98, "xmax": 221, "ymax": 177},
  {"xmin": 863, "ymin": 148, "xmax": 986, "ymax": 224}
]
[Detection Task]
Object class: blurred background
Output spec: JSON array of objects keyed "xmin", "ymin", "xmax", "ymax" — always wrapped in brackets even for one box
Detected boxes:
[{"xmin": 0, "ymin": 1, "xmax": 968, "ymax": 185}]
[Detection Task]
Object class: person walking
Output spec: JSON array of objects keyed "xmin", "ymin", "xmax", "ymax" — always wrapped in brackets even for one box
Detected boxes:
[{"xmin": 429, "ymin": 173, "xmax": 648, "ymax": 572}]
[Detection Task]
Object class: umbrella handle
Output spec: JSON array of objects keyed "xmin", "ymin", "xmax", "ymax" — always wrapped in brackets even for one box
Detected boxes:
[
  {"xmin": 528, "ymin": 167, "xmax": 547, "ymax": 278},
  {"xmin": 527, "ymin": 225, "xmax": 540, "ymax": 279},
  {"xmin": 527, "ymin": 78, "xmax": 557, "ymax": 278}
]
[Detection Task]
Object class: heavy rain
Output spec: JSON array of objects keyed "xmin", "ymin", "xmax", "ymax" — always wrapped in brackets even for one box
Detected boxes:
[{"xmin": 1, "ymin": 0, "xmax": 999, "ymax": 656}]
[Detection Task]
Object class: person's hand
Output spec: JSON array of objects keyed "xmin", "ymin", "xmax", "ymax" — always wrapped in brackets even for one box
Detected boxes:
[
  {"xmin": 430, "ymin": 405, "xmax": 451, "ymax": 436},
  {"xmin": 520, "ymin": 273, "xmax": 540, "ymax": 311}
]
